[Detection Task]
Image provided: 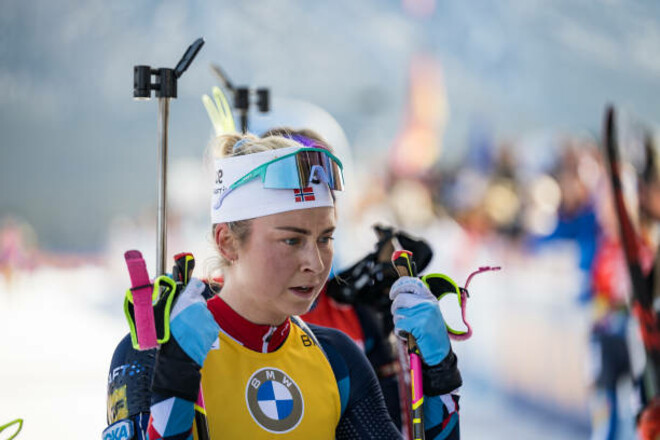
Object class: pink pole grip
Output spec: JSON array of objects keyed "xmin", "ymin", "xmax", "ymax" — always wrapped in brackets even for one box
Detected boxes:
[
  {"xmin": 410, "ymin": 352, "xmax": 424, "ymax": 405},
  {"xmin": 125, "ymin": 250, "xmax": 158, "ymax": 350}
]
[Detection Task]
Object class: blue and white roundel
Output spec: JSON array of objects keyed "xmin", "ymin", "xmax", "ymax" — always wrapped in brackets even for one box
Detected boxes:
[
  {"xmin": 246, "ymin": 368, "xmax": 304, "ymax": 433},
  {"xmin": 257, "ymin": 380, "xmax": 294, "ymax": 420}
]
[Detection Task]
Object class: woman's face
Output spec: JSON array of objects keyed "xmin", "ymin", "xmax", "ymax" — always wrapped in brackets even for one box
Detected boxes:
[{"xmin": 224, "ymin": 206, "xmax": 336, "ymax": 325}]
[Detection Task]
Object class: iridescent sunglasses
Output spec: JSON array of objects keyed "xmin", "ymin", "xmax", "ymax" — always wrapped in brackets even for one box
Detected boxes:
[{"xmin": 215, "ymin": 147, "xmax": 344, "ymax": 209}]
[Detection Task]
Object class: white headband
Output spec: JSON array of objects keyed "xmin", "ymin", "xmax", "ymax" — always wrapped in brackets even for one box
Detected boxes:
[{"xmin": 211, "ymin": 146, "xmax": 335, "ymax": 223}]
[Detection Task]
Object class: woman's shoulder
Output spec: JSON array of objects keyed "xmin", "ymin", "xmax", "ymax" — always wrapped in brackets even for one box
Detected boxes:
[
  {"xmin": 299, "ymin": 321, "xmax": 367, "ymax": 371},
  {"xmin": 301, "ymin": 322, "xmax": 359, "ymax": 350}
]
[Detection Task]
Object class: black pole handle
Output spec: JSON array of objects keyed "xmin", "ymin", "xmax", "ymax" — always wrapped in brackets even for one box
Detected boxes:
[{"xmin": 175, "ymin": 38, "xmax": 205, "ymax": 78}]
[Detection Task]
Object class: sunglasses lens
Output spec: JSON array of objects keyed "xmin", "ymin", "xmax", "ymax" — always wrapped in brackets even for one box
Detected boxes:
[
  {"xmin": 295, "ymin": 150, "xmax": 344, "ymax": 190},
  {"xmin": 262, "ymin": 149, "xmax": 344, "ymax": 190},
  {"xmin": 262, "ymin": 155, "xmax": 301, "ymax": 189}
]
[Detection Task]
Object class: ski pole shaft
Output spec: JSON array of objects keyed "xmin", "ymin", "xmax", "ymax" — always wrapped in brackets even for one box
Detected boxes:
[
  {"xmin": 391, "ymin": 249, "xmax": 425, "ymax": 440},
  {"xmin": 156, "ymin": 97, "xmax": 170, "ymax": 276},
  {"xmin": 132, "ymin": 38, "xmax": 209, "ymax": 438},
  {"xmin": 195, "ymin": 392, "xmax": 211, "ymax": 440}
]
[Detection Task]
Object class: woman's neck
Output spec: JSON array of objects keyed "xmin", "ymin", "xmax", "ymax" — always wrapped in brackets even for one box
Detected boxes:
[
  {"xmin": 219, "ymin": 281, "xmax": 287, "ymax": 326},
  {"xmin": 207, "ymin": 295, "xmax": 290, "ymax": 353}
]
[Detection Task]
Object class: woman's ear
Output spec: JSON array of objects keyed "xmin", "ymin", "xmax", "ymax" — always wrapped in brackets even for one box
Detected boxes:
[{"xmin": 214, "ymin": 223, "xmax": 238, "ymax": 262}]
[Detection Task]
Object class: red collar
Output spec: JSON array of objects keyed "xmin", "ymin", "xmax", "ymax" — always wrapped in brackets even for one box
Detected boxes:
[{"xmin": 207, "ymin": 296, "xmax": 290, "ymax": 353}]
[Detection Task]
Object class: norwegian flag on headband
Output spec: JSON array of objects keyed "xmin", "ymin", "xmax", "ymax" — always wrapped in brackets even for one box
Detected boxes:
[{"xmin": 293, "ymin": 187, "xmax": 315, "ymax": 202}]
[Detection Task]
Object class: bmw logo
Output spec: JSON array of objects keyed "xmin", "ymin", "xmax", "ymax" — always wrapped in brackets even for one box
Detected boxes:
[{"xmin": 245, "ymin": 367, "xmax": 304, "ymax": 433}]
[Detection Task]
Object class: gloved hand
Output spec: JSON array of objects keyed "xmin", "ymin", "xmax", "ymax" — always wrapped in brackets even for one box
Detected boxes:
[
  {"xmin": 169, "ymin": 278, "xmax": 220, "ymax": 367},
  {"xmin": 152, "ymin": 278, "xmax": 219, "ymax": 402},
  {"xmin": 390, "ymin": 276, "xmax": 451, "ymax": 366}
]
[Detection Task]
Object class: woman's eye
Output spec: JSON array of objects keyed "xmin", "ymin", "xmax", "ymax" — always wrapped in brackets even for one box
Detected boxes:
[
  {"xmin": 319, "ymin": 235, "xmax": 335, "ymax": 245},
  {"xmin": 283, "ymin": 238, "xmax": 301, "ymax": 246}
]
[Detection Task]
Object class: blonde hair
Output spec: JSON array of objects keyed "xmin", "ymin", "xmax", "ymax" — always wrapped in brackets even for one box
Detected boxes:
[{"xmin": 209, "ymin": 132, "xmax": 301, "ymax": 159}]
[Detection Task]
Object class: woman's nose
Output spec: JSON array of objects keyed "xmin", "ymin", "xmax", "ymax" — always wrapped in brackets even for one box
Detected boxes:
[{"xmin": 301, "ymin": 243, "xmax": 325, "ymax": 273}]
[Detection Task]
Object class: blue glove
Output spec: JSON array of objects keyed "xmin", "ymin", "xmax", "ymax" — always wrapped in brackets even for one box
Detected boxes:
[
  {"xmin": 169, "ymin": 278, "xmax": 220, "ymax": 367},
  {"xmin": 390, "ymin": 276, "xmax": 451, "ymax": 366}
]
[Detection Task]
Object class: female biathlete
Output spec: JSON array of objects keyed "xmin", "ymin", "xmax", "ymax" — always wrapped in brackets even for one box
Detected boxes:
[{"xmin": 114, "ymin": 132, "xmax": 462, "ymax": 439}]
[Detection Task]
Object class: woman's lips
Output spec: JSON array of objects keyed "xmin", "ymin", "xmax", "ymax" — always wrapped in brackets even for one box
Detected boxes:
[{"xmin": 289, "ymin": 285, "xmax": 316, "ymax": 297}]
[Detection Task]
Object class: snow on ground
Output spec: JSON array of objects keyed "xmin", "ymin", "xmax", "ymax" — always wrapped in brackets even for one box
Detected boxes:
[{"xmin": 0, "ymin": 265, "xmax": 126, "ymax": 438}]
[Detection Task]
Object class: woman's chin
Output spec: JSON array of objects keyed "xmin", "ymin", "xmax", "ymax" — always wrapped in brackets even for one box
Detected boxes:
[{"xmin": 287, "ymin": 292, "xmax": 320, "ymax": 315}]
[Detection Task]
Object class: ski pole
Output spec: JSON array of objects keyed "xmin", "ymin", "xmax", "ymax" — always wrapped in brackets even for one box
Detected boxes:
[
  {"xmin": 130, "ymin": 38, "xmax": 205, "ymax": 348},
  {"xmin": 391, "ymin": 249, "xmax": 425, "ymax": 440},
  {"xmin": 133, "ymin": 38, "xmax": 211, "ymax": 440}
]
